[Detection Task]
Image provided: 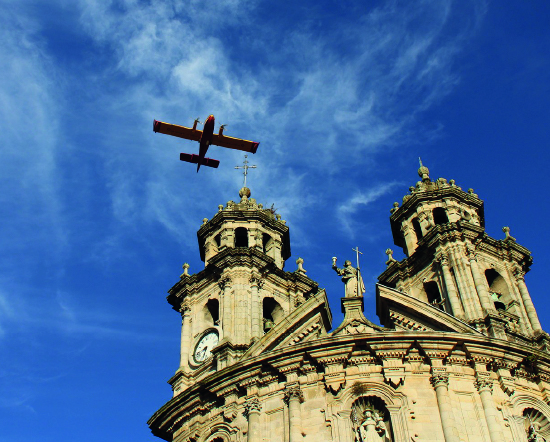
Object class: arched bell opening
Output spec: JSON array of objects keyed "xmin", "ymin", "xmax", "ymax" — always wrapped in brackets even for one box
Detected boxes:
[
  {"xmin": 234, "ymin": 227, "xmax": 249, "ymax": 248},
  {"xmin": 204, "ymin": 298, "xmax": 220, "ymax": 326},
  {"xmin": 423, "ymin": 281, "xmax": 446, "ymax": 312},
  {"xmin": 262, "ymin": 297, "xmax": 284, "ymax": 333},
  {"xmin": 411, "ymin": 218, "xmax": 423, "ymax": 242},
  {"xmin": 262, "ymin": 233, "xmax": 273, "ymax": 254},
  {"xmin": 351, "ymin": 396, "xmax": 394, "ymax": 442},
  {"xmin": 485, "ymin": 269, "xmax": 510, "ymax": 311},
  {"xmin": 432, "ymin": 207, "xmax": 449, "ymax": 225}
]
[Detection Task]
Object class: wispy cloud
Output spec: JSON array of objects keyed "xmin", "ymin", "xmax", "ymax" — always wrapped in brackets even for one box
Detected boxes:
[
  {"xmin": 70, "ymin": 0, "xmax": 484, "ymax": 250},
  {"xmin": 337, "ymin": 182, "xmax": 403, "ymax": 237}
]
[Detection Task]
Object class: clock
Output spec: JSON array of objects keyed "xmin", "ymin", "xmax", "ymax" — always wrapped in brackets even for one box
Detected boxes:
[{"xmin": 193, "ymin": 330, "xmax": 219, "ymax": 364}]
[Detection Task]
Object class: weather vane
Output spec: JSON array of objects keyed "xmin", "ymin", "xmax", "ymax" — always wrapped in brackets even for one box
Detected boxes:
[{"xmin": 235, "ymin": 155, "xmax": 257, "ymax": 188}]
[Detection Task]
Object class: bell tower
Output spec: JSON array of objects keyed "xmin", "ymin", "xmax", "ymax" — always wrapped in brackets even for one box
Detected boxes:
[
  {"xmin": 378, "ymin": 161, "xmax": 544, "ymax": 340},
  {"xmin": 165, "ymin": 186, "xmax": 325, "ymax": 397}
]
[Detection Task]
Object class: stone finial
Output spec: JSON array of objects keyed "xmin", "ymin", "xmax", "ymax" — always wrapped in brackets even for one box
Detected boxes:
[
  {"xmin": 239, "ymin": 186, "xmax": 251, "ymax": 202},
  {"xmin": 502, "ymin": 226, "xmax": 516, "ymax": 242},
  {"xmin": 258, "ymin": 203, "xmax": 263, "ymax": 209},
  {"xmin": 390, "ymin": 202, "xmax": 399, "ymax": 214},
  {"xmin": 418, "ymin": 158, "xmax": 430, "ymax": 182},
  {"xmin": 385, "ymin": 249, "xmax": 397, "ymax": 266},
  {"xmin": 468, "ymin": 188, "xmax": 478, "ymax": 198},
  {"xmin": 276, "ymin": 214, "xmax": 281, "ymax": 221},
  {"xmin": 180, "ymin": 263, "xmax": 190, "ymax": 277},
  {"xmin": 218, "ymin": 204, "xmax": 223, "ymax": 212},
  {"xmin": 202, "ymin": 218, "xmax": 208, "ymax": 225},
  {"xmin": 296, "ymin": 257, "xmax": 307, "ymax": 275},
  {"xmin": 449, "ymin": 179, "xmax": 456, "ymax": 187}
]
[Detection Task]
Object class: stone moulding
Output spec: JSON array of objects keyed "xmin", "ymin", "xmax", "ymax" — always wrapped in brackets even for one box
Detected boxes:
[{"xmin": 148, "ymin": 330, "xmax": 550, "ymax": 441}]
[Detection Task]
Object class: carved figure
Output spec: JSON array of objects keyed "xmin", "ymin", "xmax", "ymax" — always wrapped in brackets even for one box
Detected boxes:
[
  {"xmin": 528, "ymin": 423, "xmax": 546, "ymax": 442},
  {"xmin": 332, "ymin": 258, "xmax": 365, "ymax": 298},
  {"xmin": 356, "ymin": 410, "xmax": 386, "ymax": 442}
]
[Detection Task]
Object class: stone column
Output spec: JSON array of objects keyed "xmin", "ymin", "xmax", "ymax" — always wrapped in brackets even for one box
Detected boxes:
[
  {"xmin": 514, "ymin": 270, "xmax": 542, "ymax": 333},
  {"xmin": 475, "ymin": 377, "xmax": 505, "ymax": 442},
  {"xmin": 179, "ymin": 302, "xmax": 191, "ymax": 369},
  {"xmin": 457, "ymin": 250, "xmax": 485, "ymax": 319},
  {"xmin": 244, "ymin": 397, "xmax": 262, "ymax": 442},
  {"xmin": 430, "ymin": 372, "xmax": 459, "ymax": 441},
  {"xmin": 284, "ymin": 384, "xmax": 304, "ymax": 442},
  {"xmin": 466, "ymin": 247, "xmax": 494, "ymax": 314},
  {"xmin": 438, "ymin": 254, "xmax": 465, "ymax": 318},
  {"xmin": 219, "ymin": 276, "xmax": 233, "ymax": 340},
  {"xmin": 250, "ymin": 273, "xmax": 263, "ymax": 341}
]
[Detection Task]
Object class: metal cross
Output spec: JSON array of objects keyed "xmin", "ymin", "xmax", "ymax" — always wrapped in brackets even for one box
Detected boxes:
[
  {"xmin": 352, "ymin": 246, "xmax": 363, "ymax": 271},
  {"xmin": 352, "ymin": 246, "xmax": 363, "ymax": 297},
  {"xmin": 235, "ymin": 155, "xmax": 257, "ymax": 188}
]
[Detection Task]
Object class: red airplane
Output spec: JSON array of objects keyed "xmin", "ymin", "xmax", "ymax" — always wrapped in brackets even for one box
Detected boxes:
[{"xmin": 153, "ymin": 115, "xmax": 260, "ymax": 172}]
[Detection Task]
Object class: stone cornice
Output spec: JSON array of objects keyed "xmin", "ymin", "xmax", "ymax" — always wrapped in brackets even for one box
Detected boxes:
[
  {"xmin": 391, "ymin": 185, "xmax": 485, "ymax": 226},
  {"xmin": 379, "ymin": 221, "xmax": 532, "ymax": 286},
  {"xmin": 166, "ymin": 247, "xmax": 321, "ymax": 311},
  {"xmin": 148, "ymin": 330, "xmax": 550, "ymax": 439}
]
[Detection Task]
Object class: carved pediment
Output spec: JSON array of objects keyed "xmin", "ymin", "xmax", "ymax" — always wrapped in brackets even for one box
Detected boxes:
[
  {"xmin": 242, "ymin": 289, "xmax": 332, "ymax": 359},
  {"xmin": 376, "ymin": 284, "xmax": 484, "ymax": 335}
]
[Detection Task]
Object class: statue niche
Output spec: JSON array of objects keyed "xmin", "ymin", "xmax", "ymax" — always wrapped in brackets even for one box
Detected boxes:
[
  {"xmin": 524, "ymin": 408, "xmax": 550, "ymax": 442},
  {"xmin": 351, "ymin": 396, "xmax": 393, "ymax": 442}
]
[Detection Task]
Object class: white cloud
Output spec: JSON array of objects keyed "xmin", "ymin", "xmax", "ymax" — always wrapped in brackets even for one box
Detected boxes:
[{"xmin": 337, "ymin": 182, "xmax": 402, "ymax": 237}]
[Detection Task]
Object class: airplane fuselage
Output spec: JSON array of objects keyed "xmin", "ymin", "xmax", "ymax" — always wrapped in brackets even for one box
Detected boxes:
[{"xmin": 197, "ymin": 115, "xmax": 216, "ymax": 171}]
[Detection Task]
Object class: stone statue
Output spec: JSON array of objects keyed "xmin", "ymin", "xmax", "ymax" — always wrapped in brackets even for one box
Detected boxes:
[
  {"xmin": 355, "ymin": 410, "xmax": 386, "ymax": 442},
  {"xmin": 528, "ymin": 423, "xmax": 546, "ymax": 442},
  {"xmin": 332, "ymin": 257, "xmax": 365, "ymax": 298}
]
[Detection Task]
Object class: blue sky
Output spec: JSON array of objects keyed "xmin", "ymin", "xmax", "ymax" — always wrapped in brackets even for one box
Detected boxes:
[{"xmin": 1, "ymin": 0, "xmax": 550, "ymax": 440}]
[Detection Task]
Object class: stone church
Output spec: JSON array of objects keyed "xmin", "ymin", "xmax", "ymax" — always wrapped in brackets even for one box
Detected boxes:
[{"xmin": 148, "ymin": 164, "xmax": 550, "ymax": 442}]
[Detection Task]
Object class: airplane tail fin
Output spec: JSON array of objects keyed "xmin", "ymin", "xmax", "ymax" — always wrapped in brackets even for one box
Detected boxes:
[{"xmin": 180, "ymin": 153, "xmax": 220, "ymax": 169}]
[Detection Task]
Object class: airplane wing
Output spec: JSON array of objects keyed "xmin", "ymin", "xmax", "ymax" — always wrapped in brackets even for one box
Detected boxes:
[
  {"xmin": 211, "ymin": 133, "xmax": 259, "ymax": 154},
  {"xmin": 153, "ymin": 120, "xmax": 202, "ymax": 142}
]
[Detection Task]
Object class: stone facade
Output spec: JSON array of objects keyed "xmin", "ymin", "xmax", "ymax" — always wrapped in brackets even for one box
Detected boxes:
[{"xmin": 148, "ymin": 168, "xmax": 550, "ymax": 442}]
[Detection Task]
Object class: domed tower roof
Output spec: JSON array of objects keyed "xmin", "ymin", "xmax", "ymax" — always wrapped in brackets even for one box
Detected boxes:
[
  {"xmin": 389, "ymin": 160, "xmax": 485, "ymax": 256},
  {"xmin": 196, "ymin": 187, "xmax": 291, "ymax": 268}
]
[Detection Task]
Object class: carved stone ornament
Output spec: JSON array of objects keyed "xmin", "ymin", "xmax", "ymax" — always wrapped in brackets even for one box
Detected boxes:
[
  {"xmin": 283, "ymin": 385, "xmax": 304, "ymax": 404},
  {"xmin": 513, "ymin": 268, "xmax": 526, "ymax": 282},
  {"xmin": 249, "ymin": 273, "xmax": 264, "ymax": 289},
  {"xmin": 218, "ymin": 276, "xmax": 232, "ymax": 290},
  {"xmin": 243, "ymin": 397, "xmax": 262, "ymax": 419},
  {"xmin": 179, "ymin": 302, "xmax": 191, "ymax": 316},
  {"xmin": 430, "ymin": 373, "xmax": 449, "ymax": 388},
  {"xmin": 474, "ymin": 377, "xmax": 493, "ymax": 393},
  {"xmin": 436, "ymin": 253, "xmax": 449, "ymax": 267},
  {"xmin": 294, "ymin": 293, "xmax": 307, "ymax": 307}
]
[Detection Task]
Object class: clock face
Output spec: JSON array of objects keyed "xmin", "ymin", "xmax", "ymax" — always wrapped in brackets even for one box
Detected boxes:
[{"xmin": 193, "ymin": 330, "xmax": 219, "ymax": 364}]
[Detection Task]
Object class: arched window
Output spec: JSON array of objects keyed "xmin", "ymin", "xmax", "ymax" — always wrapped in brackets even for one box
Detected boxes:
[
  {"xmin": 411, "ymin": 218, "xmax": 423, "ymax": 241},
  {"xmin": 351, "ymin": 396, "xmax": 394, "ymax": 442},
  {"xmin": 485, "ymin": 269, "xmax": 509, "ymax": 311},
  {"xmin": 204, "ymin": 299, "xmax": 219, "ymax": 325},
  {"xmin": 214, "ymin": 233, "xmax": 221, "ymax": 248},
  {"xmin": 262, "ymin": 297, "xmax": 284, "ymax": 333},
  {"xmin": 432, "ymin": 207, "xmax": 449, "ymax": 225},
  {"xmin": 424, "ymin": 281, "xmax": 445, "ymax": 311},
  {"xmin": 235, "ymin": 227, "xmax": 248, "ymax": 248}
]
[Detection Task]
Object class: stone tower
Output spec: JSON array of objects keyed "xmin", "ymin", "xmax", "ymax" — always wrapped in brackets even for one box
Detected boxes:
[
  {"xmin": 149, "ymin": 173, "xmax": 550, "ymax": 443},
  {"xmin": 378, "ymin": 162, "xmax": 544, "ymax": 342}
]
